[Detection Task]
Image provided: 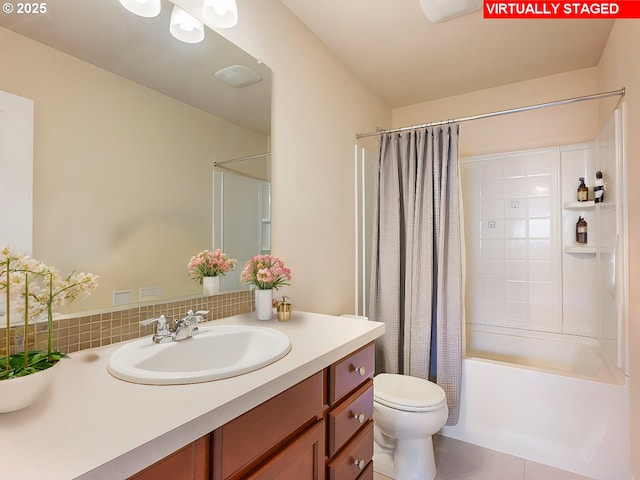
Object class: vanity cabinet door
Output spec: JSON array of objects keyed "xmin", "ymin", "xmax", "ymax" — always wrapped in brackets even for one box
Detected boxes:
[
  {"xmin": 213, "ymin": 371, "xmax": 324, "ymax": 480},
  {"xmin": 128, "ymin": 434, "xmax": 210, "ymax": 480},
  {"xmin": 245, "ymin": 419, "xmax": 325, "ymax": 480}
]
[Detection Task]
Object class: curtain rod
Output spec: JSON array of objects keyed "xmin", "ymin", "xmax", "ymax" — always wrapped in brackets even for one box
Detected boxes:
[
  {"xmin": 356, "ymin": 87, "xmax": 626, "ymax": 139},
  {"xmin": 213, "ymin": 152, "xmax": 271, "ymax": 167}
]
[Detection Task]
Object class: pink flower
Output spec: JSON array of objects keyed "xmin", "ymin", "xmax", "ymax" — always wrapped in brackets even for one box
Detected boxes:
[
  {"xmin": 187, "ymin": 249, "xmax": 237, "ymax": 281},
  {"xmin": 241, "ymin": 255, "xmax": 292, "ymax": 290}
]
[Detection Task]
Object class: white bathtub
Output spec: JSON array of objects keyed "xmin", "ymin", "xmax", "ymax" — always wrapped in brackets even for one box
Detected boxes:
[{"xmin": 441, "ymin": 331, "xmax": 632, "ymax": 480}]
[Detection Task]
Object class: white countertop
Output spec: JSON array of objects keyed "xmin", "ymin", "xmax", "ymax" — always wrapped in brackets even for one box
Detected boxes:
[{"xmin": 0, "ymin": 312, "xmax": 384, "ymax": 480}]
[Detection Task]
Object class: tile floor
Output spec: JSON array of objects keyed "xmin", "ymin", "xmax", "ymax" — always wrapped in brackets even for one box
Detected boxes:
[{"xmin": 373, "ymin": 436, "xmax": 596, "ymax": 480}]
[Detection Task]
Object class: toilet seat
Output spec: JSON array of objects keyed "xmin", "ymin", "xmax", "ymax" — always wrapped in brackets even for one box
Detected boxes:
[{"xmin": 374, "ymin": 373, "xmax": 447, "ymax": 412}]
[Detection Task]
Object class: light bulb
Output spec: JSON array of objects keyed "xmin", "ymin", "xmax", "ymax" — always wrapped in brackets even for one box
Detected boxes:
[
  {"xmin": 118, "ymin": 0, "xmax": 161, "ymax": 18},
  {"xmin": 213, "ymin": 2, "xmax": 229, "ymax": 15},
  {"xmin": 170, "ymin": 6, "xmax": 205, "ymax": 43},
  {"xmin": 202, "ymin": 0, "xmax": 238, "ymax": 28}
]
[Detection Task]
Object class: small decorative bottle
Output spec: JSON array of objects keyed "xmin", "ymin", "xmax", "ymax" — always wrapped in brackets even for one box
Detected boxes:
[
  {"xmin": 576, "ymin": 216, "xmax": 588, "ymax": 244},
  {"xmin": 577, "ymin": 177, "xmax": 588, "ymax": 202},
  {"xmin": 594, "ymin": 171, "xmax": 604, "ymax": 203}
]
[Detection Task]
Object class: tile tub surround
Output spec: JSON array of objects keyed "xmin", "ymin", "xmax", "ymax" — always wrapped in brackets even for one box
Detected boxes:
[
  {"xmin": 0, "ymin": 311, "xmax": 384, "ymax": 480},
  {"xmin": 0, "ymin": 290, "xmax": 253, "ymax": 356}
]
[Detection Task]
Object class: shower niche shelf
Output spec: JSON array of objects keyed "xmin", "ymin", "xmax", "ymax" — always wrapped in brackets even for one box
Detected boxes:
[
  {"xmin": 564, "ymin": 245, "xmax": 596, "ymax": 255},
  {"xmin": 564, "ymin": 201, "xmax": 595, "ymax": 209}
]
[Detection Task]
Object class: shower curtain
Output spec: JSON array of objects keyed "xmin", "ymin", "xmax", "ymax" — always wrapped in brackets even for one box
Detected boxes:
[{"xmin": 369, "ymin": 125, "xmax": 463, "ymax": 425}]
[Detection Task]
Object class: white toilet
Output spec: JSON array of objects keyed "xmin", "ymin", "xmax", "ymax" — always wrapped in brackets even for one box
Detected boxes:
[{"xmin": 373, "ymin": 373, "xmax": 448, "ymax": 480}]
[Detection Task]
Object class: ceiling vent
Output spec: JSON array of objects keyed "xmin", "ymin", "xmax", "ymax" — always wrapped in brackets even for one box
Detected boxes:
[{"xmin": 215, "ymin": 65, "xmax": 262, "ymax": 88}]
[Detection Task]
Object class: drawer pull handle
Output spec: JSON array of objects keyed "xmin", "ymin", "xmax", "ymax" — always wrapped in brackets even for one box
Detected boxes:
[
  {"xmin": 354, "ymin": 366, "xmax": 366, "ymax": 376},
  {"xmin": 354, "ymin": 459, "xmax": 365, "ymax": 470},
  {"xmin": 353, "ymin": 413, "xmax": 365, "ymax": 423}
]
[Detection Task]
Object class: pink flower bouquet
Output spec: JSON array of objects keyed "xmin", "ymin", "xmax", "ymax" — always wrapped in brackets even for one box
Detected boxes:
[
  {"xmin": 241, "ymin": 255, "xmax": 291, "ymax": 290},
  {"xmin": 188, "ymin": 249, "xmax": 237, "ymax": 281}
]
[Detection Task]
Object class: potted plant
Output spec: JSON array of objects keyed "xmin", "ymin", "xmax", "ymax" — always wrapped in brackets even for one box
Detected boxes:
[
  {"xmin": 0, "ymin": 246, "xmax": 98, "ymax": 413},
  {"xmin": 241, "ymin": 255, "xmax": 291, "ymax": 320},
  {"xmin": 187, "ymin": 249, "xmax": 237, "ymax": 295}
]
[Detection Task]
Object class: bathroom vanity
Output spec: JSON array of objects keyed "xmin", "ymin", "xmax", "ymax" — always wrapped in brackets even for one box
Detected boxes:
[
  {"xmin": 0, "ymin": 312, "xmax": 383, "ymax": 480},
  {"xmin": 133, "ymin": 343, "xmax": 375, "ymax": 480}
]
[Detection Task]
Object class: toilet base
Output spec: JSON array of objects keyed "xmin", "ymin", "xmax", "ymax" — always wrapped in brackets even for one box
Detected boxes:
[
  {"xmin": 373, "ymin": 451, "xmax": 395, "ymax": 478},
  {"xmin": 373, "ymin": 435, "xmax": 437, "ymax": 480}
]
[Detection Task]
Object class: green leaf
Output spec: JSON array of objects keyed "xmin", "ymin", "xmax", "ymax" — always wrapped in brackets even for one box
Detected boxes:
[{"xmin": 0, "ymin": 351, "xmax": 62, "ymax": 379}]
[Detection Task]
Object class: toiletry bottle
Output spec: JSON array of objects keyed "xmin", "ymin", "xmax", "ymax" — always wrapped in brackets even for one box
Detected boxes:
[
  {"xmin": 594, "ymin": 171, "xmax": 604, "ymax": 203},
  {"xmin": 577, "ymin": 177, "xmax": 588, "ymax": 202},
  {"xmin": 576, "ymin": 216, "xmax": 588, "ymax": 244}
]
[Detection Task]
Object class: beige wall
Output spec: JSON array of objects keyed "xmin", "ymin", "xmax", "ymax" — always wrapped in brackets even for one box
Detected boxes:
[
  {"xmin": 175, "ymin": 0, "xmax": 391, "ymax": 315},
  {"xmin": 598, "ymin": 20, "xmax": 640, "ymax": 477},
  {"xmin": 0, "ymin": 27, "xmax": 268, "ymax": 311}
]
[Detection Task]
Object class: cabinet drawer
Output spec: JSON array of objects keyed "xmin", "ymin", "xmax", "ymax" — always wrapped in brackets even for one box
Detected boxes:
[
  {"xmin": 327, "ymin": 421, "xmax": 373, "ymax": 480},
  {"xmin": 327, "ymin": 380, "xmax": 373, "ymax": 457},
  {"xmin": 356, "ymin": 462, "xmax": 373, "ymax": 480},
  {"xmin": 328, "ymin": 343, "xmax": 374, "ymax": 405},
  {"xmin": 214, "ymin": 371, "xmax": 324, "ymax": 479}
]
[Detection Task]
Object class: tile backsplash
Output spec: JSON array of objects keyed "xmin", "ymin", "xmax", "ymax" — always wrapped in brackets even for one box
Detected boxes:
[{"xmin": 0, "ymin": 290, "xmax": 253, "ymax": 356}]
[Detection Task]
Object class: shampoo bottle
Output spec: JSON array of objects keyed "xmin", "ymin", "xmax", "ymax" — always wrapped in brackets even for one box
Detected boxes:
[
  {"xmin": 576, "ymin": 216, "xmax": 588, "ymax": 244},
  {"xmin": 594, "ymin": 171, "xmax": 604, "ymax": 203},
  {"xmin": 577, "ymin": 177, "xmax": 588, "ymax": 202}
]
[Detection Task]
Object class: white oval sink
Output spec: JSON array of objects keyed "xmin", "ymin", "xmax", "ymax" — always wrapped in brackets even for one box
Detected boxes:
[{"xmin": 107, "ymin": 325, "xmax": 291, "ymax": 385}]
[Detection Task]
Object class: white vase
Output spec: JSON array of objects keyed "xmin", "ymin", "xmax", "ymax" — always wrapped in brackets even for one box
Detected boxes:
[
  {"xmin": 255, "ymin": 289, "xmax": 273, "ymax": 321},
  {"xmin": 0, "ymin": 360, "xmax": 60, "ymax": 413},
  {"xmin": 202, "ymin": 276, "xmax": 220, "ymax": 296}
]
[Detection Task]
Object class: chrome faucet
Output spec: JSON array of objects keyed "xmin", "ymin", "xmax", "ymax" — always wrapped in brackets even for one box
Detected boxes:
[
  {"xmin": 141, "ymin": 310, "xmax": 209, "ymax": 344},
  {"xmin": 173, "ymin": 310, "xmax": 202, "ymax": 341}
]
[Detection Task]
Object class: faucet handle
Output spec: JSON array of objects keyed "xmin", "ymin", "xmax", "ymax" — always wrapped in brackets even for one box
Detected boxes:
[
  {"xmin": 150, "ymin": 315, "xmax": 172, "ymax": 343},
  {"xmin": 140, "ymin": 317, "xmax": 155, "ymax": 327},
  {"xmin": 156, "ymin": 314, "xmax": 168, "ymax": 324},
  {"xmin": 194, "ymin": 310, "xmax": 209, "ymax": 323},
  {"xmin": 154, "ymin": 315, "xmax": 170, "ymax": 334},
  {"xmin": 140, "ymin": 315, "xmax": 168, "ymax": 328}
]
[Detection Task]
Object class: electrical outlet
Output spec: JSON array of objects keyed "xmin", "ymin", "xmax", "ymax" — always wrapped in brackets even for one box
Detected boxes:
[{"xmin": 113, "ymin": 290, "xmax": 132, "ymax": 306}]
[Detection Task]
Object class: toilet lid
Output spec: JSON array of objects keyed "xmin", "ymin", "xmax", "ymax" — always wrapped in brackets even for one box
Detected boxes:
[{"xmin": 374, "ymin": 373, "xmax": 447, "ymax": 412}]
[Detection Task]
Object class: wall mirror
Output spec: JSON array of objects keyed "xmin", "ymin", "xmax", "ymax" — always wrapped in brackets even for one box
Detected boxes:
[{"xmin": 0, "ymin": 0, "xmax": 271, "ymax": 313}]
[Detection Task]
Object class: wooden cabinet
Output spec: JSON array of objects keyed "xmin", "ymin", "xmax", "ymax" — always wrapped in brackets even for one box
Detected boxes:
[
  {"xmin": 130, "ymin": 342, "xmax": 376, "ymax": 480},
  {"xmin": 128, "ymin": 435, "xmax": 210, "ymax": 480}
]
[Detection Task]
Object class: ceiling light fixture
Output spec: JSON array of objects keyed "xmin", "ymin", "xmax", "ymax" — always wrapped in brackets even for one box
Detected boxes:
[
  {"xmin": 202, "ymin": 0, "xmax": 238, "ymax": 28},
  {"xmin": 419, "ymin": 0, "xmax": 482, "ymax": 23},
  {"xmin": 215, "ymin": 65, "xmax": 262, "ymax": 88},
  {"xmin": 170, "ymin": 6, "xmax": 205, "ymax": 43},
  {"xmin": 118, "ymin": 0, "xmax": 161, "ymax": 18}
]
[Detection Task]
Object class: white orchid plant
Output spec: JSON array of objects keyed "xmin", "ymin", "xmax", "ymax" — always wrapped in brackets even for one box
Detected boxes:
[{"xmin": 0, "ymin": 246, "xmax": 98, "ymax": 379}]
